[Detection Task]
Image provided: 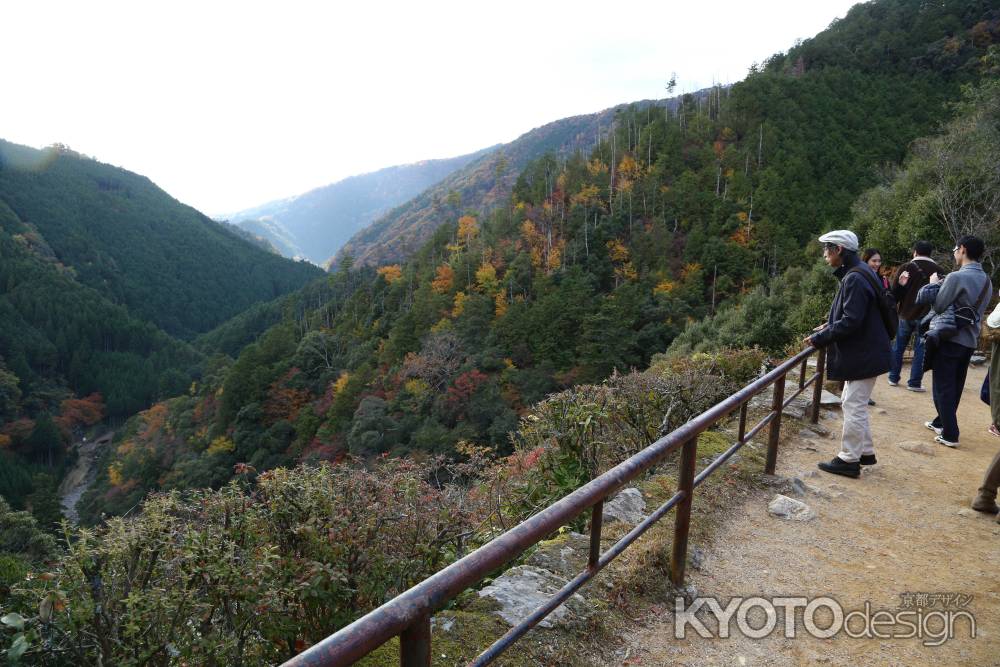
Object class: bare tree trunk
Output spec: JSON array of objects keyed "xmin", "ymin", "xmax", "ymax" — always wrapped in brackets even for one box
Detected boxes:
[
  {"xmin": 610, "ymin": 129, "xmax": 616, "ymax": 215},
  {"xmin": 758, "ymin": 123, "xmax": 764, "ymax": 167},
  {"xmin": 711, "ymin": 264, "xmax": 717, "ymax": 314}
]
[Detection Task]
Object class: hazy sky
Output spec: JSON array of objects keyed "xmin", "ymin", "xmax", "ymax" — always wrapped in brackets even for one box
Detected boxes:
[{"xmin": 3, "ymin": 0, "xmax": 860, "ymax": 216}]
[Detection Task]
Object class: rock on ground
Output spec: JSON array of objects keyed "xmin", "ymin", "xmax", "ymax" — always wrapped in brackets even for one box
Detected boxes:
[
  {"xmin": 526, "ymin": 532, "xmax": 591, "ymax": 580},
  {"xmin": 767, "ymin": 494, "xmax": 815, "ymax": 521},
  {"xmin": 602, "ymin": 487, "xmax": 647, "ymax": 525},
  {"xmin": 478, "ymin": 565, "xmax": 591, "ymax": 628},
  {"xmin": 898, "ymin": 441, "xmax": 936, "ymax": 456}
]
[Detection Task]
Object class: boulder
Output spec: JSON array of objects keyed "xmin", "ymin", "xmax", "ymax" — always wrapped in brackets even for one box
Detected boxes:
[
  {"xmin": 478, "ymin": 565, "xmax": 591, "ymax": 628},
  {"xmin": 766, "ymin": 475, "xmax": 827, "ymax": 498},
  {"xmin": 767, "ymin": 494, "xmax": 815, "ymax": 521},
  {"xmin": 602, "ymin": 488, "xmax": 647, "ymax": 525}
]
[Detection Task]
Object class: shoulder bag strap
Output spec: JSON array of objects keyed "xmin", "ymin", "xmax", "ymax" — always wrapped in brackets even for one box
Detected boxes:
[
  {"xmin": 848, "ymin": 266, "xmax": 883, "ymax": 296},
  {"xmin": 973, "ymin": 276, "xmax": 991, "ymax": 311}
]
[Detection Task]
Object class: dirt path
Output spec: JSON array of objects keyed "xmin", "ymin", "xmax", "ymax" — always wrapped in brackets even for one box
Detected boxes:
[{"xmin": 621, "ymin": 362, "xmax": 1000, "ymax": 667}]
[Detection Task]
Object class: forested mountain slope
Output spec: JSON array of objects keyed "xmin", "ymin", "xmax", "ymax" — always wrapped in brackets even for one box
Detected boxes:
[
  {"xmin": 339, "ymin": 1, "xmax": 1000, "ymax": 271},
  {"xmin": 0, "ymin": 201, "xmax": 202, "ymax": 418},
  {"xmin": 332, "ymin": 96, "xmax": 693, "ymax": 269},
  {"xmin": 0, "ymin": 141, "xmax": 322, "ymax": 522},
  {"xmin": 0, "ymin": 141, "xmax": 324, "ymax": 340},
  {"xmin": 228, "ymin": 148, "xmax": 494, "ymax": 264},
  {"xmin": 79, "ymin": 0, "xmax": 1000, "ymax": 523}
]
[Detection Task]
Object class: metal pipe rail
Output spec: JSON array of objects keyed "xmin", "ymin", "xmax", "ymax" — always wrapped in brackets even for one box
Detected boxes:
[{"xmin": 282, "ymin": 347, "xmax": 827, "ymax": 667}]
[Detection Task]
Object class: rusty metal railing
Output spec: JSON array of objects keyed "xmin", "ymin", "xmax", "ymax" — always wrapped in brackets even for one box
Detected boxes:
[{"xmin": 283, "ymin": 347, "xmax": 827, "ymax": 667}]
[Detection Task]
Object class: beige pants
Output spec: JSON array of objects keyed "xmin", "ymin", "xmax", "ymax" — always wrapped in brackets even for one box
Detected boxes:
[{"xmin": 836, "ymin": 377, "xmax": 877, "ymax": 463}]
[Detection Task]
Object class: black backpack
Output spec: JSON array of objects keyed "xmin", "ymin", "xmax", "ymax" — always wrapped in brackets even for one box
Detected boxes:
[{"xmin": 848, "ymin": 267, "xmax": 899, "ymax": 341}]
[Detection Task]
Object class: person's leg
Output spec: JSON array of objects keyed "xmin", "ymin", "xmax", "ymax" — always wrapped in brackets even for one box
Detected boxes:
[
  {"xmin": 949, "ymin": 344, "xmax": 973, "ymax": 442},
  {"xmin": 838, "ymin": 378, "xmax": 876, "ymax": 462},
  {"xmin": 908, "ymin": 320, "xmax": 926, "ymax": 388},
  {"xmin": 935, "ymin": 343, "xmax": 970, "ymax": 443},
  {"xmin": 930, "ymin": 353, "xmax": 945, "ymax": 431},
  {"xmin": 973, "ymin": 447, "xmax": 1000, "ymax": 513},
  {"xmin": 991, "ymin": 341, "xmax": 1000, "ymax": 430},
  {"xmin": 889, "ymin": 320, "xmax": 910, "ymax": 385}
]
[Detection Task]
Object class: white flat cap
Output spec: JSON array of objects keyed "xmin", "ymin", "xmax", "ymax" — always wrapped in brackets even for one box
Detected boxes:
[{"xmin": 818, "ymin": 230, "xmax": 859, "ymax": 252}]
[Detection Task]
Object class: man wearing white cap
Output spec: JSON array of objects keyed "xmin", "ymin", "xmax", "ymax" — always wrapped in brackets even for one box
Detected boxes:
[{"xmin": 805, "ymin": 230, "xmax": 892, "ymax": 478}]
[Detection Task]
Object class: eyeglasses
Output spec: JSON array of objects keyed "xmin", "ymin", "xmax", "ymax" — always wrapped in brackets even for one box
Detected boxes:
[{"xmin": 953, "ymin": 246, "xmax": 960, "ymax": 253}]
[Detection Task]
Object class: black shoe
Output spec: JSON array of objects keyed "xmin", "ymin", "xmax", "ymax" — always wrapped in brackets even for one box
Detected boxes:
[
  {"xmin": 818, "ymin": 457, "xmax": 861, "ymax": 479},
  {"xmin": 868, "ymin": 399, "xmax": 876, "ymax": 406},
  {"xmin": 859, "ymin": 454, "xmax": 877, "ymax": 466}
]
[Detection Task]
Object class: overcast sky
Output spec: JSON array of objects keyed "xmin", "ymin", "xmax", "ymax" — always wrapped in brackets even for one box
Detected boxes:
[{"xmin": 3, "ymin": 0, "xmax": 860, "ymax": 216}]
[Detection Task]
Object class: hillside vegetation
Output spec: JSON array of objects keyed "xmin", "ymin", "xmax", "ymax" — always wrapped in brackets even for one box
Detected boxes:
[{"xmin": 0, "ymin": 141, "xmax": 323, "ymax": 340}]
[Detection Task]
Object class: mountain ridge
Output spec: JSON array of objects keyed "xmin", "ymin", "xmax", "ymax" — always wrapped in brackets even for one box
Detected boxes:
[
  {"xmin": 225, "ymin": 147, "xmax": 497, "ymax": 264},
  {"xmin": 333, "ymin": 95, "xmax": 695, "ymax": 268},
  {"xmin": 328, "ymin": 95, "xmax": 711, "ymax": 268}
]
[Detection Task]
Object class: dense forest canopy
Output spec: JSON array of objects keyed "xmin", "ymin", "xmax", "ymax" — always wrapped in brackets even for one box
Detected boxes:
[{"xmin": 0, "ymin": 141, "xmax": 324, "ymax": 340}]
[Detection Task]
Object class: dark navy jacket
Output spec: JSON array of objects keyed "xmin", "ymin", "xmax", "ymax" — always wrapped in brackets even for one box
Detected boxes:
[{"xmin": 809, "ymin": 253, "xmax": 891, "ymax": 381}]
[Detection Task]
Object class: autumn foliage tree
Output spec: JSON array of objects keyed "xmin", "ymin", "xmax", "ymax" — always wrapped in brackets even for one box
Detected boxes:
[
  {"xmin": 431, "ymin": 263, "xmax": 455, "ymax": 294},
  {"xmin": 54, "ymin": 393, "xmax": 105, "ymax": 437}
]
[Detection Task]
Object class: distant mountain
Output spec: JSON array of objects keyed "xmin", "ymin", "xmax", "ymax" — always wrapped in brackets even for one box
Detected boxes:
[
  {"xmin": 0, "ymin": 141, "xmax": 324, "ymax": 340},
  {"xmin": 226, "ymin": 149, "xmax": 495, "ymax": 265},
  {"xmin": 333, "ymin": 96, "xmax": 692, "ymax": 268}
]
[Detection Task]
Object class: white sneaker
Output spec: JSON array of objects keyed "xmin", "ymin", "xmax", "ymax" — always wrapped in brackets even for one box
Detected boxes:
[
  {"xmin": 906, "ymin": 386, "xmax": 926, "ymax": 393},
  {"xmin": 924, "ymin": 421, "xmax": 943, "ymax": 436},
  {"xmin": 887, "ymin": 379, "xmax": 899, "ymax": 387},
  {"xmin": 934, "ymin": 435, "xmax": 959, "ymax": 448}
]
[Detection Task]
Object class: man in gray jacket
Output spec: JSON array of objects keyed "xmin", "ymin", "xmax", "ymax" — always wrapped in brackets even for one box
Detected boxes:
[{"xmin": 916, "ymin": 235, "xmax": 993, "ymax": 447}]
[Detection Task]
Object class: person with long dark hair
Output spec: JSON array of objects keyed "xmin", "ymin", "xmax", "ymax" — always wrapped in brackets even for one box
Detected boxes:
[
  {"xmin": 887, "ymin": 241, "xmax": 943, "ymax": 393},
  {"xmin": 861, "ymin": 248, "xmax": 891, "ymax": 406},
  {"xmin": 862, "ymin": 248, "xmax": 890, "ymax": 290}
]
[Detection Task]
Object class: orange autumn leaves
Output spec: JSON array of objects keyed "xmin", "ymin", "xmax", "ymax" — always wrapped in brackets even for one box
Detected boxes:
[
  {"xmin": 431, "ymin": 264, "xmax": 455, "ymax": 294},
  {"xmin": 377, "ymin": 265, "xmax": 403, "ymax": 284}
]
